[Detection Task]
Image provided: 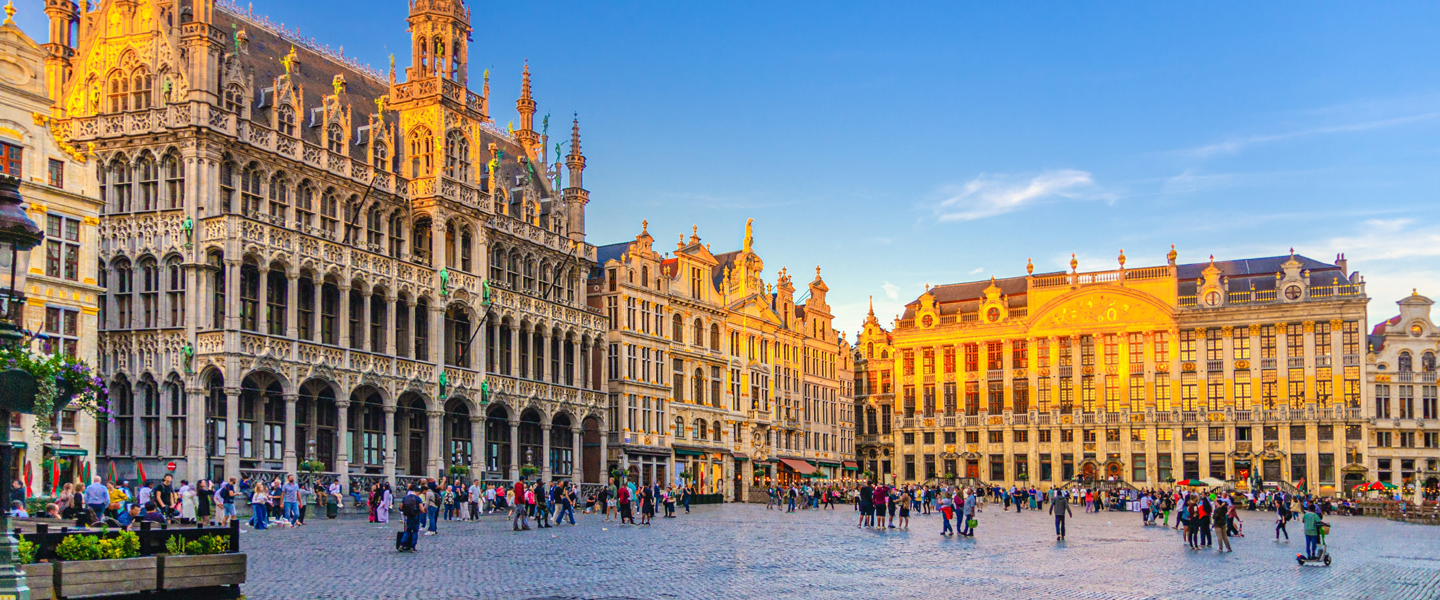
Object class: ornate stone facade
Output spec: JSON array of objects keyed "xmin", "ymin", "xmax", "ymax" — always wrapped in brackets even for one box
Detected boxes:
[
  {"xmin": 855, "ymin": 250, "xmax": 1369, "ymax": 496},
  {"xmin": 590, "ymin": 221, "xmax": 854, "ymax": 500},
  {"xmin": 0, "ymin": 6, "xmax": 103, "ymax": 491},
  {"xmin": 41, "ymin": 0, "xmax": 610, "ymax": 491},
  {"xmin": 1365, "ymin": 291, "xmax": 1440, "ymax": 496}
]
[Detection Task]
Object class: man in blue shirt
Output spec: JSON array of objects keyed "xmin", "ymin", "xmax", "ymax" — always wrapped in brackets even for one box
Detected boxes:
[
  {"xmin": 281, "ymin": 475, "xmax": 301, "ymax": 525},
  {"xmin": 83, "ymin": 477, "xmax": 109, "ymax": 516}
]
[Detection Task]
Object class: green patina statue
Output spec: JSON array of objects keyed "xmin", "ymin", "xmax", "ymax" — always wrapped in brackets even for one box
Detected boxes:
[
  {"xmin": 481, "ymin": 278, "xmax": 492, "ymax": 307},
  {"xmin": 182, "ymin": 343, "xmax": 194, "ymax": 374},
  {"xmin": 438, "ymin": 371, "xmax": 448, "ymax": 400},
  {"xmin": 438, "ymin": 267, "xmax": 450, "ymax": 297}
]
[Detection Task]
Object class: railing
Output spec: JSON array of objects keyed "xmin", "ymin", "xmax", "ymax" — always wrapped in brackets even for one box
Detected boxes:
[
  {"xmin": 1316, "ymin": 355, "xmax": 1331, "ymax": 368},
  {"xmin": 1012, "ymin": 413, "xmax": 1029, "ymax": 426},
  {"xmin": 18, "ymin": 521, "xmax": 241, "ymax": 562},
  {"xmin": 1261, "ymin": 358, "xmax": 1277, "ymax": 369},
  {"xmin": 1206, "ymin": 360, "xmax": 1224, "ymax": 372},
  {"xmin": 1287, "ymin": 357, "xmax": 1306, "ymax": 368}
]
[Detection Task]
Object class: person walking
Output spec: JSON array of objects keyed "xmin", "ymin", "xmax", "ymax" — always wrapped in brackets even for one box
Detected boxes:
[
  {"xmin": 83, "ymin": 477, "xmax": 109, "ymax": 518},
  {"xmin": 1049, "ymin": 489, "xmax": 1072, "ymax": 541},
  {"xmin": 376, "ymin": 483, "xmax": 392, "ymax": 524},
  {"xmin": 857, "ymin": 481, "xmax": 874, "ymax": 528},
  {"xmin": 617, "ymin": 483, "xmax": 634, "ymax": 525},
  {"xmin": 248, "ymin": 482, "xmax": 270, "ymax": 531},
  {"xmin": 1275, "ymin": 495, "xmax": 1291, "ymax": 541},
  {"xmin": 960, "ymin": 488, "xmax": 978, "ymax": 537},
  {"xmin": 938, "ymin": 492, "xmax": 955, "ymax": 536},
  {"xmin": 398, "ymin": 486, "xmax": 421, "ymax": 552},
  {"xmin": 511, "ymin": 480, "xmax": 531, "ymax": 531},
  {"xmin": 682, "ymin": 484, "xmax": 692, "ymax": 514},
  {"xmin": 280, "ymin": 475, "xmax": 300, "ymax": 525},
  {"xmin": 555, "ymin": 482, "xmax": 576, "ymax": 525},
  {"xmin": 1214, "ymin": 499, "xmax": 1233, "ymax": 553},
  {"xmin": 423, "ymin": 484, "xmax": 441, "ymax": 535}
]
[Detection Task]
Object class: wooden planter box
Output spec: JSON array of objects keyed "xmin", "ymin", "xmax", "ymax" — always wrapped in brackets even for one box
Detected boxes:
[
  {"xmin": 22, "ymin": 562, "xmax": 53, "ymax": 600},
  {"xmin": 159, "ymin": 553, "xmax": 247, "ymax": 590},
  {"xmin": 54, "ymin": 556, "xmax": 157, "ymax": 597}
]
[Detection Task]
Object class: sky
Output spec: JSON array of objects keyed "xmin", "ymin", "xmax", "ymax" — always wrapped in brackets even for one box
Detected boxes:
[{"xmin": 15, "ymin": 1, "xmax": 1440, "ymax": 338}]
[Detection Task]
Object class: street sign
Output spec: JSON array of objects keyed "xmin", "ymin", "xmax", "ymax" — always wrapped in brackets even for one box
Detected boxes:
[{"xmin": 166, "ymin": 462, "xmax": 176, "ymax": 471}]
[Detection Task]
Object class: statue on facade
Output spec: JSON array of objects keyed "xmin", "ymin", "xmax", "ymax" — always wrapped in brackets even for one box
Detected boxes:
[{"xmin": 743, "ymin": 218, "xmax": 754, "ymax": 253}]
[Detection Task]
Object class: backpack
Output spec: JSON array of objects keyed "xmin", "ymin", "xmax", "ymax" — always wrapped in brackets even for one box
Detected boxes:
[{"xmin": 401, "ymin": 493, "xmax": 421, "ymax": 517}]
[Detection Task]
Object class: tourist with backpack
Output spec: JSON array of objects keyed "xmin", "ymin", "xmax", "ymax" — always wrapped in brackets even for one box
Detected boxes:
[{"xmin": 398, "ymin": 486, "xmax": 421, "ymax": 552}]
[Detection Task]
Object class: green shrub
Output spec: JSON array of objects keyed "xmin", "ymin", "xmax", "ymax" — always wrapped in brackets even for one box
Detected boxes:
[
  {"xmin": 165, "ymin": 534, "xmax": 230, "ymax": 556},
  {"xmin": 17, "ymin": 536, "xmax": 35, "ymax": 565},
  {"xmin": 164, "ymin": 535, "xmax": 186, "ymax": 556},
  {"xmin": 24, "ymin": 496, "xmax": 53, "ymax": 518},
  {"xmin": 55, "ymin": 531, "xmax": 139, "ymax": 561}
]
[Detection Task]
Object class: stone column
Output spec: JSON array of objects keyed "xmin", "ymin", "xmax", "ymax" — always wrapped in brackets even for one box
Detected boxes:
[
  {"xmin": 427, "ymin": 409, "xmax": 443, "ymax": 479},
  {"xmin": 383, "ymin": 405, "xmax": 397, "ymax": 489},
  {"xmin": 224, "ymin": 260, "xmax": 241, "ymax": 331},
  {"xmin": 256, "ymin": 266, "xmax": 269, "ymax": 332},
  {"xmin": 282, "ymin": 393, "xmax": 298, "ymax": 474},
  {"xmin": 338, "ymin": 283, "xmax": 351, "ymax": 349},
  {"xmin": 224, "ymin": 387, "xmax": 240, "ymax": 480},
  {"xmin": 539, "ymin": 329, "xmax": 551, "ymax": 383},
  {"xmin": 470, "ymin": 415, "xmax": 485, "ymax": 474},
  {"xmin": 360, "ymin": 289, "xmax": 372, "ymax": 351},
  {"xmin": 509, "ymin": 418, "xmax": 520, "ymax": 481},
  {"xmin": 286, "ymin": 272, "xmax": 300, "ymax": 339},
  {"xmin": 385, "ymin": 295, "xmax": 398, "ymax": 357},
  {"xmin": 541, "ymin": 419, "xmax": 552, "ymax": 482},
  {"xmin": 571, "ymin": 426, "xmax": 582, "ymax": 480},
  {"xmin": 599, "ymin": 421, "xmax": 608, "ymax": 483},
  {"xmin": 335, "ymin": 400, "xmax": 351, "ymax": 492},
  {"xmin": 570, "ymin": 339, "xmax": 581, "ymax": 387},
  {"xmin": 185, "ymin": 387, "xmax": 207, "ymax": 481},
  {"xmin": 430, "ymin": 303, "xmax": 444, "ymax": 369}
]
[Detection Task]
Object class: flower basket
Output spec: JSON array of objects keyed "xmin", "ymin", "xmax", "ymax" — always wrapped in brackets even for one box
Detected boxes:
[{"xmin": 448, "ymin": 465, "xmax": 470, "ymax": 477}]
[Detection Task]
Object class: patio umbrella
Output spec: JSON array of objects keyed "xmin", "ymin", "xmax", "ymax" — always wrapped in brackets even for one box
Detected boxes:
[
  {"xmin": 1175, "ymin": 479, "xmax": 1204, "ymax": 487},
  {"xmin": 1368, "ymin": 481, "xmax": 1386, "ymax": 491},
  {"xmin": 22, "ymin": 461, "xmax": 31, "ymax": 498},
  {"xmin": 105, "ymin": 460, "xmax": 117, "ymax": 484},
  {"xmin": 1199, "ymin": 477, "xmax": 1226, "ymax": 488},
  {"xmin": 51, "ymin": 459, "xmax": 59, "ymax": 494},
  {"xmin": 1380, "ymin": 481, "xmax": 1398, "ymax": 490},
  {"xmin": 135, "ymin": 461, "xmax": 147, "ymax": 486}
]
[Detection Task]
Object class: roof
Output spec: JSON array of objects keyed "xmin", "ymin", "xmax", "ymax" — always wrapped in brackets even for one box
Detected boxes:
[
  {"xmin": 1373, "ymin": 315, "xmax": 1402, "ymax": 336},
  {"xmin": 1176, "ymin": 254, "xmax": 1339, "ymax": 281}
]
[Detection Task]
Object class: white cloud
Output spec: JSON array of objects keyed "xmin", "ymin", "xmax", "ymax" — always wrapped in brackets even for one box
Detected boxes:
[
  {"xmin": 881, "ymin": 282, "xmax": 900, "ymax": 300},
  {"xmin": 968, "ymin": 267, "xmax": 985, "ymax": 275},
  {"xmin": 1183, "ymin": 111, "xmax": 1440, "ymax": 158},
  {"xmin": 934, "ymin": 170, "xmax": 1098, "ymax": 222}
]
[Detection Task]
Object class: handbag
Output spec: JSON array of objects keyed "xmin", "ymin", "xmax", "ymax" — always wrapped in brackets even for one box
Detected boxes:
[{"xmin": 967, "ymin": 517, "xmax": 978, "ymax": 529}]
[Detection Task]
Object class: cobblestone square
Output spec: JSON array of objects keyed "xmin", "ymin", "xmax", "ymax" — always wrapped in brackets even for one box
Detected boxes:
[{"xmin": 239, "ymin": 504, "xmax": 1440, "ymax": 600}]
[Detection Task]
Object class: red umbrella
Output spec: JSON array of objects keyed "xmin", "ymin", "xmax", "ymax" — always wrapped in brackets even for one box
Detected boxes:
[
  {"xmin": 105, "ymin": 460, "xmax": 117, "ymax": 484},
  {"xmin": 51, "ymin": 459, "xmax": 59, "ymax": 495},
  {"xmin": 22, "ymin": 461, "xmax": 31, "ymax": 498},
  {"xmin": 1369, "ymin": 481, "xmax": 1387, "ymax": 491},
  {"xmin": 135, "ymin": 461, "xmax": 147, "ymax": 486}
]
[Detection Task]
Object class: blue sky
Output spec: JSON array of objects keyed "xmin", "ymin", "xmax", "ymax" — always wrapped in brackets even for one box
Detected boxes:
[{"xmin": 17, "ymin": 1, "xmax": 1440, "ymax": 335}]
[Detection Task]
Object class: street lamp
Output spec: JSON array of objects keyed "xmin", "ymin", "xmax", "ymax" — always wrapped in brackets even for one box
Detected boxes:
[{"xmin": 0, "ymin": 174, "xmax": 46, "ymax": 600}]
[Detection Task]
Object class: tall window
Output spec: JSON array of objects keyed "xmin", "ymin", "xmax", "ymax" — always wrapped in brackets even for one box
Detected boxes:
[
  {"xmin": 295, "ymin": 182, "xmax": 315, "ymax": 229},
  {"xmin": 114, "ymin": 260, "xmax": 133, "ymax": 329},
  {"xmin": 162, "ymin": 153, "xmax": 183, "ymax": 209},
  {"xmin": 409, "ymin": 126, "xmax": 433, "ymax": 177},
  {"xmin": 0, "ymin": 142, "xmax": 21, "ymax": 177},
  {"xmin": 217, "ymin": 159, "xmax": 234, "ymax": 213},
  {"xmin": 44, "ymin": 214, "xmax": 80, "ymax": 281},
  {"xmin": 41, "ymin": 307, "xmax": 79, "ymax": 357},
  {"xmin": 139, "ymin": 259, "xmax": 158, "ymax": 328},
  {"xmin": 166, "ymin": 258, "xmax": 185, "ymax": 327},
  {"xmin": 320, "ymin": 191, "xmax": 339, "ymax": 237},
  {"xmin": 443, "ymin": 130, "xmax": 470, "ymax": 180},
  {"xmin": 268, "ymin": 174, "xmax": 289, "ymax": 224},
  {"xmin": 137, "ymin": 155, "xmax": 157, "ymax": 210},
  {"xmin": 108, "ymin": 70, "xmax": 129, "ymax": 112},
  {"xmin": 240, "ymin": 164, "xmax": 263, "ymax": 216},
  {"xmin": 327, "ymin": 123, "xmax": 344, "ymax": 153},
  {"xmin": 277, "ymin": 105, "xmax": 296, "ymax": 137},
  {"xmin": 109, "ymin": 158, "xmax": 131, "ymax": 213},
  {"xmin": 131, "ymin": 68, "xmax": 152, "ymax": 110},
  {"xmin": 373, "ymin": 142, "xmax": 389, "ymax": 170}
]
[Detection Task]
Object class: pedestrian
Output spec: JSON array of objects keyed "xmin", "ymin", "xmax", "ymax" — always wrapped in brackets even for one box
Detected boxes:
[
  {"xmin": 1275, "ymin": 495, "xmax": 1291, "ymax": 541},
  {"xmin": 1214, "ymin": 499, "xmax": 1233, "ymax": 553},
  {"xmin": 555, "ymin": 482, "xmax": 576, "ymax": 525},
  {"xmin": 898, "ymin": 488, "xmax": 911, "ymax": 529},
  {"xmin": 511, "ymin": 480, "xmax": 531, "ymax": 531},
  {"xmin": 280, "ymin": 475, "xmax": 300, "ymax": 525},
  {"xmin": 83, "ymin": 477, "xmax": 109, "ymax": 518},
  {"xmin": 857, "ymin": 481, "xmax": 873, "ymax": 528},
  {"xmin": 960, "ymin": 488, "xmax": 978, "ymax": 537},
  {"xmin": 1049, "ymin": 489, "xmax": 1071, "ymax": 541},
  {"xmin": 532, "ymin": 485, "xmax": 551, "ymax": 528},
  {"xmin": 1301, "ymin": 504, "xmax": 1329, "ymax": 559},
  {"xmin": 682, "ymin": 484, "xmax": 692, "ymax": 514},
  {"xmin": 248, "ymin": 482, "xmax": 269, "ymax": 531},
  {"xmin": 398, "ymin": 486, "xmax": 421, "ymax": 552},
  {"xmin": 617, "ymin": 482, "xmax": 634, "ymax": 525},
  {"xmin": 424, "ymin": 484, "xmax": 440, "ymax": 535},
  {"xmin": 938, "ymin": 492, "xmax": 955, "ymax": 536},
  {"xmin": 376, "ymin": 483, "xmax": 392, "ymax": 524}
]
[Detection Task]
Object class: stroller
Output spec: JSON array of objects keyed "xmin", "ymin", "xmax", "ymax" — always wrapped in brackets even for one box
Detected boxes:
[{"xmin": 1296, "ymin": 523, "xmax": 1331, "ymax": 567}]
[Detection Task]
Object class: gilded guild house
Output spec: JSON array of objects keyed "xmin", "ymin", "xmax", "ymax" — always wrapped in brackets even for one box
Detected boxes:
[
  {"xmin": 41, "ymin": 0, "xmax": 611, "ymax": 491},
  {"xmin": 854, "ymin": 249, "xmax": 1369, "ymax": 496}
]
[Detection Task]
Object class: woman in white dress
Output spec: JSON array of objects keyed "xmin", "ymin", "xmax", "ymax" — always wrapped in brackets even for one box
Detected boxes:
[{"xmin": 179, "ymin": 481, "xmax": 198, "ymax": 523}]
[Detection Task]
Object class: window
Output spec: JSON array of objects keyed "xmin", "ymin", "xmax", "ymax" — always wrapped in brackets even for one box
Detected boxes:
[
  {"xmin": 222, "ymin": 84, "xmax": 243, "ymax": 113},
  {"xmin": 44, "ymin": 214, "xmax": 81, "ymax": 281},
  {"xmin": 108, "ymin": 70, "xmax": 129, "ymax": 112},
  {"xmin": 0, "ymin": 143, "xmax": 22, "ymax": 177},
  {"xmin": 41, "ymin": 306, "xmax": 79, "ymax": 357},
  {"xmin": 327, "ymin": 123, "xmax": 344, "ymax": 153},
  {"xmin": 1012, "ymin": 340, "xmax": 1028, "ymax": 369},
  {"xmin": 1260, "ymin": 325, "xmax": 1276, "ymax": 359},
  {"xmin": 268, "ymin": 175, "xmax": 289, "ymax": 224},
  {"xmin": 240, "ymin": 164, "xmax": 263, "ymax": 216},
  {"xmin": 409, "ymin": 126, "xmax": 434, "ymax": 177},
  {"xmin": 162, "ymin": 153, "xmax": 183, "ymax": 209},
  {"xmin": 443, "ymin": 130, "xmax": 470, "ymax": 181},
  {"xmin": 47, "ymin": 159, "xmax": 63, "ymax": 188},
  {"xmin": 1178, "ymin": 330, "xmax": 1196, "ymax": 362},
  {"xmin": 1153, "ymin": 331, "xmax": 1169, "ymax": 364},
  {"xmin": 1234, "ymin": 371, "xmax": 1251, "ymax": 411},
  {"xmin": 1375, "ymin": 384, "xmax": 1390, "ymax": 419}
]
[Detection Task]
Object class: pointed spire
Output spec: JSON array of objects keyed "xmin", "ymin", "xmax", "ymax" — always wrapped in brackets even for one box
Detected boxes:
[
  {"xmin": 564, "ymin": 115, "xmax": 586, "ymax": 192},
  {"xmin": 868, "ymin": 296, "xmax": 875, "ymax": 316}
]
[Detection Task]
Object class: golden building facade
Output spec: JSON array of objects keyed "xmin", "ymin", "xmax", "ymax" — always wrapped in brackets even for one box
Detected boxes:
[
  {"xmin": 0, "ymin": 7, "xmax": 103, "ymax": 491},
  {"xmin": 40, "ymin": 0, "xmax": 611, "ymax": 491},
  {"xmin": 590, "ymin": 221, "xmax": 854, "ymax": 501},
  {"xmin": 1365, "ymin": 292, "xmax": 1440, "ymax": 495},
  {"xmin": 855, "ymin": 250, "xmax": 1368, "ymax": 495}
]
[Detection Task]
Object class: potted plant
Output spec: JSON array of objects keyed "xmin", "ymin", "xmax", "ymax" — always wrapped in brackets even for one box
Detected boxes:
[
  {"xmin": 942, "ymin": 472, "xmax": 957, "ymax": 482},
  {"xmin": 298, "ymin": 459, "xmax": 325, "ymax": 475},
  {"xmin": 0, "ymin": 344, "xmax": 108, "ymax": 439},
  {"xmin": 158, "ymin": 534, "xmax": 245, "ymax": 590},
  {"xmin": 52, "ymin": 530, "xmax": 157, "ymax": 597},
  {"xmin": 448, "ymin": 464, "xmax": 470, "ymax": 477},
  {"xmin": 1015, "ymin": 471, "xmax": 1029, "ymax": 482},
  {"xmin": 609, "ymin": 468, "xmax": 628, "ymax": 482},
  {"xmin": 519, "ymin": 464, "xmax": 540, "ymax": 481},
  {"xmin": 17, "ymin": 535, "xmax": 52, "ymax": 600},
  {"xmin": 678, "ymin": 469, "xmax": 693, "ymax": 482}
]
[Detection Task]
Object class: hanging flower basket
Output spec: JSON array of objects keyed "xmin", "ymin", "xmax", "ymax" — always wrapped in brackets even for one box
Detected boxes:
[{"xmin": 0, "ymin": 346, "xmax": 107, "ymax": 438}]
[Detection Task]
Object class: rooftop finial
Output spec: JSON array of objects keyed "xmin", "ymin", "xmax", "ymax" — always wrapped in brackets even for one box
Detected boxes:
[
  {"xmin": 1070, "ymin": 253, "xmax": 1078, "ymax": 273},
  {"xmin": 1026, "ymin": 257, "xmax": 1033, "ymax": 275},
  {"xmin": 641, "ymin": 219, "xmax": 648, "ymax": 234},
  {"xmin": 1167, "ymin": 244, "xmax": 1178, "ymax": 266},
  {"xmin": 1118, "ymin": 249, "xmax": 1126, "ymax": 268},
  {"xmin": 4, "ymin": 1, "xmax": 16, "ymax": 26}
]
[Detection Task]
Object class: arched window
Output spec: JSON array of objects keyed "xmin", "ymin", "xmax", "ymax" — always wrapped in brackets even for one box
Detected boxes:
[
  {"xmin": 409, "ymin": 126, "xmax": 433, "ymax": 177},
  {"xmin": 460, "ymin": 227, "xmax": 473, "ymax": 272},
  {"xmin": 166, "ymin": 256, "xmax": 185, "ymax": 327},
  {"xmin": 131, "ymin": 68, "xmax": 153, "ymax": 110},
  {"xmin": 693, "ymin": 367, "xmax": 705, "ymax": 406},
  {"xmin": 523, "ymin": 256, "xmax": 535, "ymax": 291},
  {"xmin": 113, "ymin": 259, "xmax": 133, "ymax": 328},
  {"xmin": 695, "ymin": 418, "xmax": 706, "ymax": 441},
  {"xmin": 161, "ymin": 152, "xmax": 183, "ymax": 209},
  {"xmin": 267, "ymin": 173, "xmax": 289, "ymax": 224},
  {"xmin": 276, "ymin": 104, "xmax": 296, "ymax": 136},
  {"xmin": 675, "ymin": 416, "xmax": 685, "ymax": 439},
  {"xmin": 373, "ymin": 142, "xmax": 388, "ymax": 170},
  {"xmin": 506, "ymin": 250, "xmax": 519, "ymax": 289},
  {"xmin": 136, "ymin": 154, "xmax": 157, "ymax": 211},
  {"xmin": 693, "ymin": 318, "xmax": 703, "ymax": 347},
  {"xmin": 444, "ymin": 305, "xmax": 471, "ymax": 367},
  {"xmin": 1399, "ymin": 351, "xmax": 1413, "ymax": 372},
  {"xmin": 139, "ymin": 258, "xmax": 159, "ymax": 328},
  {"xmin": 108, "ymin": 157, "xmax": 132, "ymax": 213},
  {"xmin": 443, "ymin": 130, "xmax": 469, "ymax": 181},
  {"xmin": 1424, "ymin": 352, "xmax": 1436, "ymax": 373},
  {"xmin": 710, "ymin": 324, "xmax": 720, "ymax": 351},
  {"xmin": 222, "ymin": 83, "xmax": 243, "ymax": 114},
  {"xmin": 107, "ymin": 70, "xmax": 129, "ymax": 112},
  {"xmin": 240, "ymin": 163, "xmax": 263, "ymax": 216},
  {"xmin": 366, "ymin": 206, "xmax": 384, "ymax": 248},
  {"xmin": 217, "ymin": 158, "xmax": 235, "ymax": 213},
  {"xmin": 412, "ymin": 217, "xmax": 431, "ymax": 263},
  {"xmin": 319, "ymin": 190, "xmax": 339, "ymax": 237},
  {"xmin": 490, "ymin": 245, "xmax": 504, "ymax": 282},
  {"xmin": 671, "ymin": 314, "xmax": 683, "ymax": 343},
  {"xmin": 326, "ymin": 123, "xmax": 344, "ymax": 153},
  {"xmin": 389, "ymin": 211, "xmax": 405, "ymax": 258},
  {"xmin": 712, "ymin": 421, "xmax": 721, "ymax": 442},
  {"xmin": 295, "ymin": 181, "xmax": 315, "ymax": 229}
]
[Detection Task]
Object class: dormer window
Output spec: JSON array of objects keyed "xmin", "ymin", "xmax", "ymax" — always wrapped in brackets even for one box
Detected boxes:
[
  {"xmin": 277, "ymin": 104, "xmax": 296, "ymax": 136},
  {"xmin": 327, "ymin": 124, "xmax": 344, "ymax": 153},
  {"xmin": 223, "ymin": 84, "xmax": 244, "ymax": 114}
]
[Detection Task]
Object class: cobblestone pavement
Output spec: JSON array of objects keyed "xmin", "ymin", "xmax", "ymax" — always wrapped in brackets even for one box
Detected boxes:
[{"xmin": 239, "ymin": 503, "xmax": 1440, "ymax": 600}]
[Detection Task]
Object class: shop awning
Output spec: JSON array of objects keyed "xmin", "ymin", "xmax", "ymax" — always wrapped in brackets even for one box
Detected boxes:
[
  {"xmin": 815, "ymin": 460, "xmax": 841, "ymax": 468},
  {"xmin": 779, "ymin": 458, "xmax": 817, "ymax": 475},
  {"xmin": 672, "ymin": 448, "xmax": 705, "ymax": 457},
  {"xmin": 731, "ymin": 452, "xmax": 749, "ymax": 460},
  {"xmin": 8, "ymin": 442, "xmax": 26, "ymax": 450},
  {"xmin": 49, "ymin": 448, "xmax": 87, "ymax": 457},
  {"xmin": 843, "ymin": 461, "xmax": 859, "ymax": 471}
]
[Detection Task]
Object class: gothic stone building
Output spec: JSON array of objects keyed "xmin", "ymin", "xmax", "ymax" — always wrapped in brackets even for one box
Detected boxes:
[
  {"xmin": 855, "ymin": 250, "xmax": 1369, "ymax": 496},
  {"xmin": 590, "ymin": 221, "xmax": 855, "ymax": 501},
  {"xmin": 1365, "ymin": 291, "xmax": 1440, "ymax": 495},
  {"xmin": 42, "ymin": 0, "xmax": 610, "ymax": 490}
]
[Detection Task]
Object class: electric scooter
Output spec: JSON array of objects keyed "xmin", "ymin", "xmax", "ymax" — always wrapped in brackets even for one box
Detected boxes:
[{"xmin": 1296, "ymin": 525, "xmax": 1331, "ymax": 567}]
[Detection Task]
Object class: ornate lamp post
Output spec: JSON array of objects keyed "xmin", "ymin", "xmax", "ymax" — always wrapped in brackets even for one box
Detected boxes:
[{"xmin": 0, "ymin": 174, "xmax": 47, "ymax": 600}]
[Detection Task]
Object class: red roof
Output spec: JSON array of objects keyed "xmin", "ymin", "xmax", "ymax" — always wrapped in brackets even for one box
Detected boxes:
[{"xmin": 1373, "ymin": 315, "xmax": 1401, "ymax": 335}]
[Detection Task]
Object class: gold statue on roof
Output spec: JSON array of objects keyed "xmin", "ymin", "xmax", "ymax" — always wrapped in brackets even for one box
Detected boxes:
[
  {"xmin": 281, "ymin": 45, "xmax": 297, "ymax": 75},
  {"xmin": 743, "ymin": 218, "xmax": 754, "ymax": 253}
]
